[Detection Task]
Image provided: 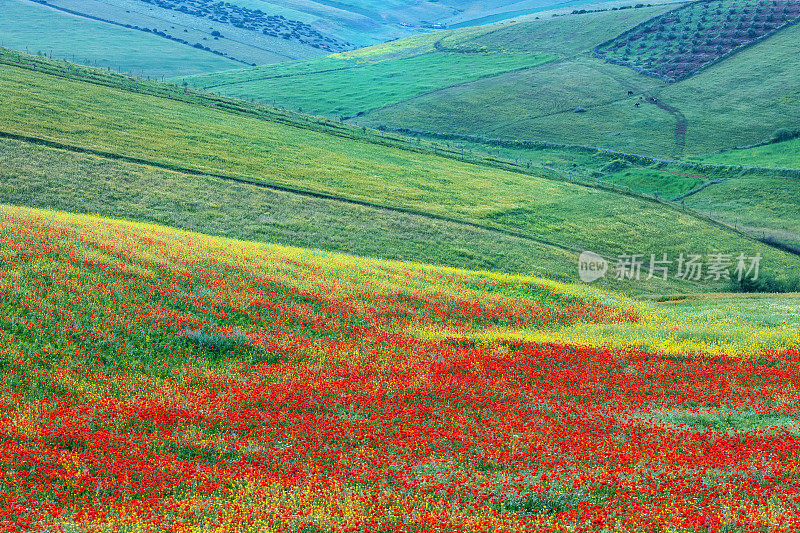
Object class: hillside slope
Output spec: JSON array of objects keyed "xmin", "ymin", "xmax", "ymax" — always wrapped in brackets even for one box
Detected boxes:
[
  {"xmin": 1, "ymin": 52, "xmax": 799, "ymax": 295},
  {"xmin": 184, "ymin": 4, "xmax": 800, "ymax": 158},
  {"xmin": 0, "ymin": 0, "xmax": 242, "ymax": 77},
  {"xmin": 0, "ymin": 0, "xmax": 618, "ymax": 77},
  {"xmin": 182, "ymin": 5, "xmax": 673, "ymax": 120},
  {"xmin": 700, "ymin": 136, "xmax": 800, "ymax": 170},
  {"xmin": 363, "ymin": 6, "xmax": 800, "ymax": 158}
]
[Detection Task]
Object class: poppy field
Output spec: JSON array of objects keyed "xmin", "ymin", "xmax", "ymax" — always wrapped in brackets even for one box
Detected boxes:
[{"xmin": 2, "ymin": 204, "xmax": 800, "ymax": 532}]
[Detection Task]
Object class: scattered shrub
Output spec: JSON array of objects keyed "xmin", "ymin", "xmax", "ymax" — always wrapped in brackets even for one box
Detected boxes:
[
  {"xmin": 729, "ymin": 271, "xmax": 800, "ymax": 293},
  {"xmin": 499, "ymin": 490, "xmax": 589, "ymax": 515},
  {"xmin": 772, "ymin": 127, "xmax": 800, "ymax": 143},
  {"xmin": 601, "ymin": 159, "xmax": 629, "ymax": 173},
  {"xmin": 181, "ymin": 327, "xmax": 247, "ymax": 353}
]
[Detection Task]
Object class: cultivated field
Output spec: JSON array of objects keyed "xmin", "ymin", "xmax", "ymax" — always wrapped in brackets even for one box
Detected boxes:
[{"xmin": 596, "ymin": 0, "xmax": 800, "ymax": 81}]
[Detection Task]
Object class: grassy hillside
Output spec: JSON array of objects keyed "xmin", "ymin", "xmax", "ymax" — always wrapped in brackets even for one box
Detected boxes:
[
  {"xmin": 0, "ymin": 0, "xmax": 609, "ymax": 76},
  {"xmin": 187, "ymin": 5, "xmax": 800, "ymax": 159},
  {"xmin": 183, "ymin": 5, "xmax": 673, "ymax": 117},
  {"xmin": 683, "ymin": 170, "xmax": 800, "ymax": 248},
  {"xmin": 22, "ymin": 0, "xmax": 353, "ymax": 67},
  {"xmin": 186, "ymin": 51, "xmax": 555, "ymax": 118},
  {"xmin": 0, "ymin": 0, "xmax": 240, "ymax": 78},
  {"xmin": 2, "ymin": 204, "xmax": 800, "ymax": 531},
  {"xmin": 0, "ymin": 136, "xmax": 574, "ymax": 279},
  {"xmin": 365, "ymin": 10, "xmax": 800, "ymax": 158},
  {"xmin": 700, "ymin": 136, "xmax": 800, "ymax": 169},
  {"xmin": 1, "ymin": 53, "xmax": 798, "ymax": 294}
]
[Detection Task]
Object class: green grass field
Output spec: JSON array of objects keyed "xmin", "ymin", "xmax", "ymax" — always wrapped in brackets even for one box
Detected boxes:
[
  {"xmin": 189, "ymin": 52, "xmax": 554, "ymax": 118},
  {"xmin": 700, "ymin": 137, "xmax": 800, "ymax": 169},
  {"xmin": 366, "ymin": 56, "xmax": 675, "ymax": 155},
  {"xmin": 683, "ymin": 171, "xmax": 800, "ymax": 247},
  {"xmin": 1, "ymin": 58, "xmax": 798, "ymax": 294},
  {"xmin": 0, "ymin": 136, "xmax": 572, "ymax": 278},
  {"xmin": 183, "ymin": 5, "xmax": 673, "ymax": 121},
  {"xmin": 367, "ymin": 13, "xmax": 800, "ymax": 158},
  {"xmin": 0, "ymin": 0, "xmax": 240, "ymax": 78}
]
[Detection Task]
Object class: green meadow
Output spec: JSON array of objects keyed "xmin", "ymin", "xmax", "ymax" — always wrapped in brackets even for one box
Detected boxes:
[
  {"xmin": 700, "ymin": 138, "xmax": 800, "ymax": 169},
  {"xmin": 187, "ymin": 52, "xmax": 555, "ymax": 118}
]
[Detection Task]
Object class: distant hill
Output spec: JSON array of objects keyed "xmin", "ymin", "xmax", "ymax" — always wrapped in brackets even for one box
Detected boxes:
[
  {"xmin": 0, "ymin": 0, "xmax": 242, "ymax": 78},
  {"xmin": 0, "ymin": 0, "xmax": 614, "ymax": 77},
  {"xmin": 182, "ymin": 2, "xmax": 800, "ymax": 159}
]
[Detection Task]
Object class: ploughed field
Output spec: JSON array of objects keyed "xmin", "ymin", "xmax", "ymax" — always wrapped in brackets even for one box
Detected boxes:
[{"xmin": 2, "ymin": 205, "xmax": 800, "ymax": 531}]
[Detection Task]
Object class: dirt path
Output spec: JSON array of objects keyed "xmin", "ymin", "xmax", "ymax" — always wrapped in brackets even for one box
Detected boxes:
[{"xmin": 645, "ymin": 96, "xmax": 687, "ymax": 158}]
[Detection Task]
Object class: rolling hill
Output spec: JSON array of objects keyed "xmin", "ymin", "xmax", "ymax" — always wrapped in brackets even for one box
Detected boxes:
[
  {"xmin": 0, "ymin": 0, "xmax": 242, "ymax": 78},
  {"xmin": 1, "ymin": 48, "xmax": 799, "ymax": 296},
  {"xmin": 182, "ymin": 1, "xmax": 800, "ymax": 159},
  {"xmin": 4, "ymin": 9, "xmax": 800, "ymax": 529},
  {"xmin": 0, "ymin": 0, "xmax": 623, "ymax": 77}
]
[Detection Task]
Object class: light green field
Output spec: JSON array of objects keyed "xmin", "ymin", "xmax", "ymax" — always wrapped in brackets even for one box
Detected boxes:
[
  {"xmin": 683, "ymin": 172, "xmax": 800, "ymax": 246},
  {"xmin": 2, "ymin": 59, "xmax": 798, "ymax": 294},
  {"xmin": 366, "ymin": 57, "xmax": 675, "ymax": 155},
  {"xmin": 192, "ymin": 52, "xmax": 554, "ymax": 118},
  {"xmin": 0, "ymin": 137, "xmax": 569, "ymax": 277},
  {"xmin": 700, "ymin": 138, "xmax": 800, "ymax": 169},
  {"xmin": 0, "ymin": 0, "xmax": 240, "ymax": 78},
  {"xmin": 420, "ymin": 135, "xmax": 800, "ymax": 254}
]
